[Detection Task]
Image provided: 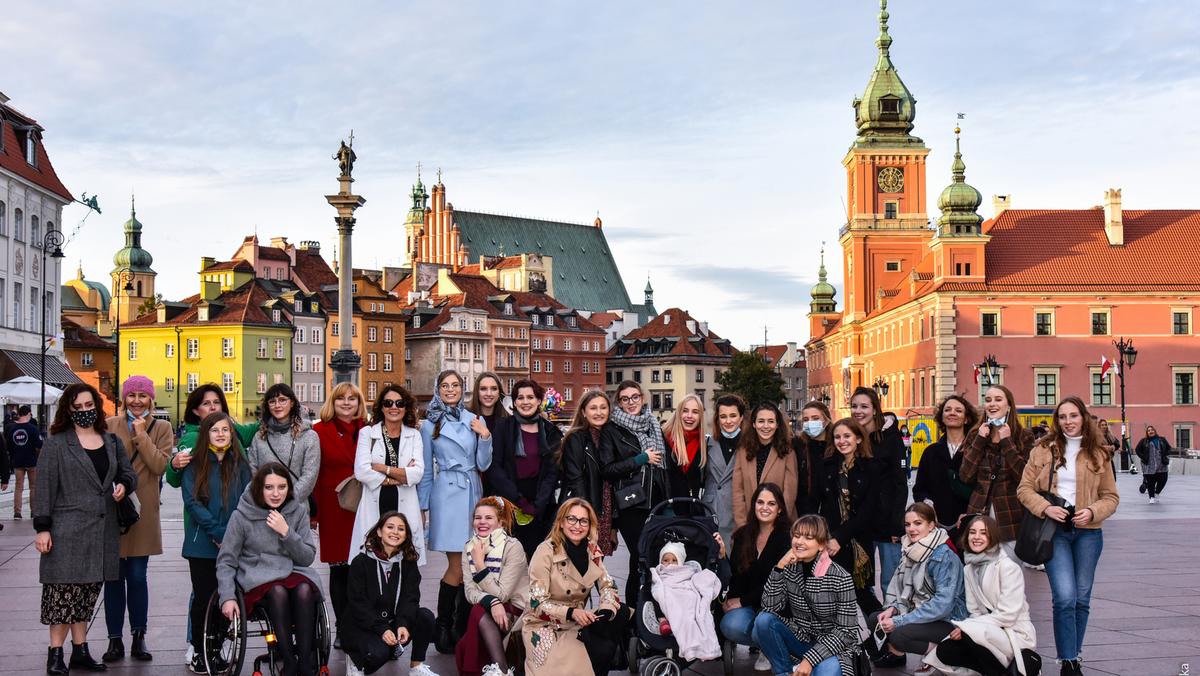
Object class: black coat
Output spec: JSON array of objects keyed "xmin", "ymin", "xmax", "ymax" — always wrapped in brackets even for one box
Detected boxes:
[
  {"xmin": 792, "ymin": 437, "xmax": 822, "ymax": 516},
  {"xmin": 344, "ymin": 552, "xmax": 421, "ymax": 643},
  {"xmin": 598, "ymin": 422, "xmax": 676, "ymax": 513},
  {"xmin": 870, "ymin": 418, "xmax": 909, "ymax": 539},
  {"xmin": 912, "ymin": 438, "xmax": 972, "ymax": 529},
  {"xmin": 485, "ymin": 417, "xmax": 563, "ymax": 519},
  {"xmin": 814, "ymin": 454, "xmax": 884, "ymax": 547},
  {"xmin": 727, "ymin": 526, "xmax": 792, "ymax": 611},
  {"xmin": 559, "ymin": 428, "xmax": 605, "ymax": 509}
]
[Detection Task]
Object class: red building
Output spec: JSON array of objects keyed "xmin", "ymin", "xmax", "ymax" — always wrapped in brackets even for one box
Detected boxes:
[{"xmin": 509, "ymin": 291, "xmax": 606, "ymax": 416}]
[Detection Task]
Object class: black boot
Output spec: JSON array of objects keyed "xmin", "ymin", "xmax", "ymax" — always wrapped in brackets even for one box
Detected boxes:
[
  {"xmin": 102, "ymin": 637, "xmax": 124, "ymax": 662},
  {"xmin": 1061, "ymin": 659, "xmax": 1082, "ymax": 676},
  {"xmin": 46, "ymin": 647, "xmax": 68, "ymax": 675},
  {"xmin": 69, "ymin": 642, "xmax": 108, "ymax": 671},
  {"xmin": 130, "ymin": 630, "xmax": 152, "ymax": 661},
  {"xmin": 434, "ymin": 581, "xmax": 458, "ymax": 654},
  {"xmin": 453, "ymin": 583, "xmax": 470, "ymax": 640}
]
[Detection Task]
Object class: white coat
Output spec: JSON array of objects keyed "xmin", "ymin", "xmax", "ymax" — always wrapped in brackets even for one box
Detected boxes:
[
  {"xmin": 924, "ymin": 552, "xmax": 1036, "ymax": 676},
  {"xmin": 350, "ymin": 423, "xmax": 426, "ymax": 565}
]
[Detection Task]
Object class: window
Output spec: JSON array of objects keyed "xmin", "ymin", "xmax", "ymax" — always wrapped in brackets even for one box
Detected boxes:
[
  {"xmin": 410, "ymin": 316, "xmax": 419, "ymax": 330},
  {"xmin": 127, "ymin": 340, "xmax": 138, "ymax": 360},
  {"xmin": 0, "ymin": 201, "xmax": 5, "ymax": 235},
  {"xmin": 519, "ymin": 351, "xmax": 527, "ymax": 367},
  {"xmin": 295, "ymin": 300, "xmax": 303, "ymax": 312},
  {"xmin": 13, "ymin": 209, "xmax": 23, "ymax": 240},
  {"xmin": 1090, "ymin": 368, "xmax": 1112, "ymax": 406},
  {"xmin": 311, "ymin": 356, "xmax": 322, "ymax": 372},
  {"xmin": 256, "ymin": 372, "xmax": 266, "ymax": 394},
  {"xmin": 593, "ymin": 341, "xmax": 599, "ymax": 352},
  {"xmin": 222, "ymin": 337, "xmax": 234, "ymax": 358},
  {"xmin": 568, "ymin": 316, "xmax": 577, "ymax": 328},
  {"xmin": 257, "ymin": 338, "xmax": 267, "ymax": 358},
  {"xmin": 383, "ymin": 354, "xmax": 393, "ymax": 371},
  {"xmin": 459, "ymin": 318, "xmax": 468, "ymax": 331},
  {"xmin": 651, "ymin": 370, "xmax": 661, "ymax": 383},
  {"xmin": 504, "ymin": 302, "xmax": 513, "ymax": 315},
  {"xmin": 187, "ymin": 372, "xmax": 199, "ymax": 393},
  {"xmin": 581, "ymin": 340, "xmax": 588, "ymax": 352},
  {"xmin": 274, "ymin": 339, "xmax": 285, "ymax": 358},
  {"xmin": 332, "ymin": 322, "xmax": 340, "ymax": 336},
  {"xmin": 507, "ymin": 327, "xmax": 516, "ymax": 339},
  {"xmin": 1173, "ymin": 310, "xmax": 1192, "ymax": 336},
  {"xmin": 473, "ymin": 344, "xmax": 482, "ymax": 360},
  {"xmin": 295, "ymin": 383, "xmax": 307, "ymax": 402},
  {"xmin": 495, "ymin": 327, "xmax": 504, "ymax": 338},
  {"xmin": 458, "ymin": 342, "xmax": 468, "ymax": 358},
  {"xmin": 884, "ymin": 202, "xmax": 898, "ymax": 219},
  {"xmin": 564, "ymin": 339, "xmax": 573, "ymax": 351},
  {"xmin": 531, "ymin": 315, "xmax": 540, "ymax": 325},
  {"xmin": 980, "ymin": 311, "xmax": 1000, "ymax": 337},
  {"xmin": 164, "ymin": 377, "xmax": 175, "ymax": 392},
  {"xmin": 368, "ymin": 326, "xmax": 377, "ymax": 342},
  {"xmin": 880, "ymin": 97, "xmax": 900, "ymax": 114},
  {"xmin": 696, "ymin": 370, "xmax": 704, "ymax": 383},
  {"xmin": 546, "ymin": 315, "xmax": 555, "ymax": 327},
  {"xmin": 274, "ymin": 373, "xmax": 283, "ymax": 385},
  {"xmin": 30, "ymin": 216, "xmax": 40, "ymax": 246},
  {"xmin": 272, "ymin": 309, "xmax": 281, "ymax": 323},
  {"xmin": 294, "ymin": 327, "xmax": 306, "ymax": 343},
  {"xmin": 532, "ymin": 360, "xmax": 541, "ymax": 373},
  {"xmin": 187, "ymin": 338, "xmax": 200, "ymax": 359},
  {"xmin": 651, "ymin": 393, "xmax": 661, "ymax": 410},
  {"xmin": 545, "ymin": 359, "xmax": 553, "ymax": 373},
  {"xmin": 474, "ymin": 320, "xmax": 483, "ymax": 332},
  {"xmin": 311, "ymin": 328, "xmax": 322, "ymax": 344},
  {"xmin": 885, "ymin": 261, "xmax": 901, "ymax": 272},
  {"xmin": 664, "ymin": 392, "xmax": 674, "ymax": 410},
  {"xmin": 1176, "ymin": 425, "xmax": 1193, "ymax": 451},
  {"xmin": 367, "ymin": 381, "xmax": 377, "ymax": 400},
  {"xmin": 311, "ymin": 302, "xmax": 318, "ymax": 312},
  {"xmin": 1090, "ymin": 309, "xmax": 1110, "ymax": 336},
  {"xmin": 663, "ymin": 370, "xmax": 673, "ymax": 383},
  {"xmin": 1174, "ymin": 368, "xmax": 1196, "ymax": 405},
  {"xmin": 368, "ymin": 353, "xmax": 378, "ymax": 371},
  {"xmin": 294, "ymin": 356, "xmax": 306, "ymax": 372},
  {"xmin": 383, "ymin": 327, "xmax": 393, "ymax": 342},
  {"xmin": 633, "ymin": 370, "xmax": 642, "ymax": 383},
  {"xmin": 1035, "ymin": 370, "xmax": 1058, "ymax": 406},
  {"xmin": 1035, "ymin": 311, "xmax": 1054, "ymax": 336},
  {"xmin": 544, "ymin": 337, "xmax": 554, "ymax": 350},
  {"xmin": 311, "ymin": 384, "xmax": 323, "ymax": 402},
  {"xmin": 565, "ymin": 387, "xmax": 573, "ymax": 401},
  {"xmin": 405, "ymin": 347, "xmax": 412, "ymax": 361},
  {"xmin": 565, "ymin": 360, "xmax": 573, "ymax": 374},
  {"xmin": 496, "ymin": 349, "xmax": 505, "ymax": 367},
  {"xmin": 532, "ymin": 338, "xmax": 541, "ymax": 350},
  {"xmin": 351, "ymin": 322, "xmax": 357, "ymax": 337},
  {"xmin": 222, "ymin": 373, "xmax": 235, "ymax": 393},
  {"xmin": 81, "ymin": 352, "xmax": 94, "ymax": 367}
]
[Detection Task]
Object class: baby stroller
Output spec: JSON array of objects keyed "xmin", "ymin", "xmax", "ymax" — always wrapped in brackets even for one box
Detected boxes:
[{"xmin": 627, "ymin": 497, "xmax": 733, "ymax": 676}]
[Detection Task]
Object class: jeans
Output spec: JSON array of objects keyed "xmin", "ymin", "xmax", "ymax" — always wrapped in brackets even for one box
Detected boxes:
[
  {"xmin": 752, "ymin": 612, "xmax": 843, "ymax": 676},
  {"xmin": 719, "ymin": 606, "xmax": 757, "ymax": 647},
  {"xmin": 1045, "ymin": 527, "xmax": 1103, "ymax": 660},
  {"xmin": 103, "ymin": 556, "xmax": 150, "ymax": 637},
  {"xmin": 875, "ymin": 540, "xmax": 901, "ymax": 597}
]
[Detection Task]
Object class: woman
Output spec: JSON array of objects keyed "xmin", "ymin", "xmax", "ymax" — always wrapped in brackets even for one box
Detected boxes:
[
  {"xmin": 248, "ymin": 384, "xmax": 321, "ymax": 502},
  {"xmin": 849, "ymin": 386, "xmax": 907, "ymax": 597},
  {"xmin": 34, "ymin": 383, "xmax": 138, "ymax": 675},
  {"xmin": 913, "ymin": 395, "xmax": 979, "ymax": 539},
  {"xmin": 732, "ymin": 402, "xmax": 798, "ymax": 530},
  {"xmin": 217, "ymin": 463, "xmax": 325, "ymax": 676},
  {"xmin": 926, "ymin": 515, "xmax": 1037, "ymax": 676},
  {"xmin": 102, "ymin": 376, "xmax": 173, "ymax": 663},
  {"xmin": 814, "ymin": 418, "xmax": 884, "ymax": 614},
  {"xmin": 522, "ymin": 498, "xmax": 623, "ymax": 676},
  {"xmin": 343, "ymin": 511, "xmax": 438, "ymax": 676},
  {"xmin": 600, "ymin": 379, "xmax": 671, "ymax": 604},
  {"xmin": 312, "ymin": 382, "xmax": 368, "ymax": 647},
  {"xmin": 703, "ymin": 393, "xmax": 745, "ymax": 547},
  {"xmin": 558, "ymin": 390, "xmax": 617, "ymax": 555},
  {"xmin": 1098, "ymin": 419, "xmax": 1121, "ymax": 479},
  {"xmin": 352, "ymin": 385, "xmax": 425, "ymax": 566},
  {"xmin": 1135, "ymin": 425, "xmax": 1171, "ymax": 503},
  {"xmin": 1017, "ymin": 396, "xmax": 1119, "ymax": 676},
  {"xmin": 457, "ymin": 497, "xmax": 529, "ymax": 676},
  {"xmin": 418, "ymin": 369, "xmax": 493, "ymax": 653},
  {"xmin": 165, "ymin": 384, "xmax": 259, "ymax": 489},
  {"xmin": 720, "ymin": 482, "xmax": 790, "ymax": 671},
  {"xmin": 662, "ymin": 393, "xmax": 706, "ymax": 498},
  {"xmin": 867, "ymin": 502, "xmax": 967, "ymax": 669},
  {"xmin": 486, "ymin": 379, "xmax": 564, "ymax": 558},
  {"xmin": 181, "ymin": 412, "xmax": 253, "ymax": 675},
  {"xmin": 468, "ymin": 371, "xmax": 509, "ymax": 433},
  {"xmin": 754, "ymin": 514, "xmax": 862, "ymax": 676},
  {"xmin": 961, "ymin": 385, "xmax": 1033, "ymax": 557}
]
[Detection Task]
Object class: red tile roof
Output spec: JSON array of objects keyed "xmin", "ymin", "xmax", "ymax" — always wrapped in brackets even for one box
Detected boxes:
[
  {"xmin": 123, "ymin": 279, "xmax": 280, "ymax": 328},
  {"xmin": 609, "ymin": 307, "xmax": 731, "ymax": 358},
  {"xmin": 62, "ymin": 317, "xmax": 113, "ymax": 350},
  {"xmin": 509, "ymin": 291, "xmax": 602, "ymax": 332},
  {"xmin": 0, "ymin": 104, "xmax": 72, "ymax": 202},
  {"xmin": 204, "ymin": 259, "xmax": 255, "ymax": 273},
  {"xmin": 293, "ymin": 248, "xmax": 338, "ymax": 292},
  {"xmin": 258, "ymin": 247, "xmax": 291, "ymax": 261},
  {"xmin": 753, "ymin": 345, "xmax": 789, "ymax": 367},
  {"xmin": 588, "ymin": 311, "xmax": 620, "ymax": 329}
]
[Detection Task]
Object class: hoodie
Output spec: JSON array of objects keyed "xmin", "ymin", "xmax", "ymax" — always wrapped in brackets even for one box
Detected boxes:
[{"xmin": 216, "ymin": 487, "xmax": 322, "ymax": 604}]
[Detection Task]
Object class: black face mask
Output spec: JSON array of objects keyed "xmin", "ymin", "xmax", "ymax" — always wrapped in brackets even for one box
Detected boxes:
[{"xmin": 71, "ymin": 409, "xmax": 99, "ymax": 429}]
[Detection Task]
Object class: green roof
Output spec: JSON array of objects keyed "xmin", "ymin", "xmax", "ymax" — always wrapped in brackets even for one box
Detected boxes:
[
  {"xmin": 60, "ymin": 285, "xmax": 89, "ymax": 311},
  {"xmin": 453, "ymin": 211, "xmax": 634, "ymax": 312}
]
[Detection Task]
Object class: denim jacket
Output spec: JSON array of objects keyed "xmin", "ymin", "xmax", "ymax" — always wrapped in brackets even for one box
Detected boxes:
[{"xmin": 890, "ymin": 544, "xmax": 968, "ymax": 629}]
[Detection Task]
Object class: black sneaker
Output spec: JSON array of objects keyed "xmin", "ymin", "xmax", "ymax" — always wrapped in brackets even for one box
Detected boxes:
[
  {"xmin": 873, "ymin": 652, "xmax": 907, "ymax": 668},
  {"xmin": 189, "ymin": 653, "xmax": 208, "ymax": 674}
]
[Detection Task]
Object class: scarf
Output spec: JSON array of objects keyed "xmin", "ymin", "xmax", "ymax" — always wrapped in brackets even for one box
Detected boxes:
[
  {"xmin": 609, "ymin": 404, "xmax": 666, "ymax": 459},
  {"xmin": 564, "ymin": 537, "xmax": 590, "ymax": 576},
  {"xmin": 894, "ymin": 527, "xmax": 950, "ymax": 610},
  {"xmin": 963, "ymin": 547, "xmax": 999, "ymax": 594},
  {"xmin": 209, "ymin": 442, "xmax": 230, "ymax": 462},
  {"xmin": 126, "ymin": 410, "xmax": 149, "ymax": 432},
  {"xmin": 673, "ymin": 428, "xmax": 702, "ymax": 472},
  {"xmin": 837, "ymin": 461, "xmax": 873, "ymax": 588},
  {"xmin": 468, "ymin": 528, "xmax": 510, "ymax": 575},
  {"xmin": 267, "ymin": 417, "xmax": 293, "ymax": 434},
  {"xmin": 425, "ymin": 394, "xmax": 464, "ymax": 426},
  {"xmin": 514, "ymin": 414, "xmax": 548, "ymax": 459}
]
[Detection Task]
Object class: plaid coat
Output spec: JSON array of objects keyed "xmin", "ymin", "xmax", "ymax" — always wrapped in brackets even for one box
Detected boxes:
[
  {"xmin": 760, "ymin": 555, "xmax": 861, "ymax": 676},
  {"xmin": 960, "ymin": 428, "xmax": 1033, "ymax": 542}
]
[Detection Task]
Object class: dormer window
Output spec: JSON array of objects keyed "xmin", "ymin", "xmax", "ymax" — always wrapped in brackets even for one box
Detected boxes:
[
  {"xmin": 272, "ymin": 309, "xmax": 281, "ymax": 323},
  {"xmin": 199, "ymin": 307, "xmax": 209, "ymax": 322},
  {"xmin": 880, "ymin": 97, "xmax": 901, "ymax": 115},
  {"xmin": 413, "ymin": 315, "xmax": 421, "ymax": 329},
  {"xmin": 504, "ymin": 302, "xmax": 513, "ymax": 315},
  {"xmin": 546, "ymin": 315, "xmax": 555, "ymax": 327}
]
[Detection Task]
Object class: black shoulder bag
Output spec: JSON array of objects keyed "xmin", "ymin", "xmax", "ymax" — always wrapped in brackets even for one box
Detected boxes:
[
  {"xmin": 1014, "ymin": 489, "xmax": 1068, "ymax": 566},
  {"xmin": 111, "ymin": 432, "xmax": 141, "ymax": 534},
  {"xmin": 265, "ymin": 434, "xmax": 317, "ymax": 518}
]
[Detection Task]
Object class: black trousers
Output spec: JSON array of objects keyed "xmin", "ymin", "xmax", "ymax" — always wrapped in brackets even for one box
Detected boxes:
[
  {"xmin": 582, "ymin": 603, "xmax": 632, "ymax": 675},
  {"xmin": 514, "ymin": 516, "xmax": 553, "ymax": 561},
  {"xmin": 616, "ymin": 508, "xmax": 649, "ymax": 606},
  {"xmin": 328, "ymin": 563, "xmax": 349, "ymax": 632},
  {"xmin": 1144, "ymin": 472, "xmax": 1169, "ymax": 498},
  {"xmin": 186, "ymin": 557, "xmax": 222, "ymax": 651},
  {"xmin": 935, "ymin": 633, "xmax": 1007, "ymax": 676},
  {"xmin": 346, "ymin": 607, "xmax": 435, "ymax": 674}
]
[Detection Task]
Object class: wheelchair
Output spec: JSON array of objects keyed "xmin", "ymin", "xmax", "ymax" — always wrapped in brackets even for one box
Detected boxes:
[{"xmin": 202, "ymin": 586, "xmax": 331, "ymax": 676}]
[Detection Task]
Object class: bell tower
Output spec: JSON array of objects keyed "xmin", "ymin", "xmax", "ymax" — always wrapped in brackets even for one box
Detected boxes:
[
  {"xmin": 110, "ymin": 195, "xmax": 157, "ymax": 324},
  {"xmin": 839, "ymin": 0, "xmax": 932, "ymax": 321}
]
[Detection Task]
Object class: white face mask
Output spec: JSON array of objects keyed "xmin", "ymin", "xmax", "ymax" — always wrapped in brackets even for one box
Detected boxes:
[
  {"xmin": 802, "ymin": 420, "xmax": 826, "ymax": 438},
  {"xmin": 988, "ymin": 415, "xmax": 1007, "ymax": 427}
]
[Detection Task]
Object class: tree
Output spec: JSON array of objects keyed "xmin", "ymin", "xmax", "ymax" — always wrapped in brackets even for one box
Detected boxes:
[
  {"xmin": 716, "ymin": 351, "xmax": 786, "ymax": 408},
  {"xmin": 135, "ymin": 293, "xmax": 164, "ymax": 319}
]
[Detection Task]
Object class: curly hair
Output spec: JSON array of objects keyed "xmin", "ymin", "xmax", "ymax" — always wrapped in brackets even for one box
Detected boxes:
[
  {"xmin": 371, "ymin": 384, "xmax": 417, "ymax": 428},
  {"xmin": 363, "ymin": 511, "xmax": 419, "ymax": 561},
  {"xmin": 50, "ymin": 383, "xmax": 108, "ymax": 434},
  {"xmin": 474, "ymin": 496, "xmax": 516, "ymax": 533}
]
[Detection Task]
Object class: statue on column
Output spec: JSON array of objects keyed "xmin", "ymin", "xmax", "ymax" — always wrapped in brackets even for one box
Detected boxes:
[{"xmin": 334, "ymin": 138, "xmax": 356, "ymax": 177}]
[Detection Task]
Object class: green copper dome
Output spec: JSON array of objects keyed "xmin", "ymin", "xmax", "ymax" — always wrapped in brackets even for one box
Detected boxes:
[
  {"xmin": 111, "ymin": 198, "xmax": 155, "ymax": 273},
  {"xmin": 405, "ymin": 175, "xmax": 428, "ymax": 226},
  {"xmin": 810, "ymin": 247, "xmax": 837, "ymax": 313},
  {"xmin": 936, "ymin": 133, "xmax": 983, "ymax": 234},
  {"xmin": 852, "ymin": 0, "xmax": 921, "ymax": 146}
]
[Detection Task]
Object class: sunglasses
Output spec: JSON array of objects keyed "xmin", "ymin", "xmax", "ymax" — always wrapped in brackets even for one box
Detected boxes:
[{"xmin": 380, "ymin": 399, "xmax": 406, "ymax": 409}]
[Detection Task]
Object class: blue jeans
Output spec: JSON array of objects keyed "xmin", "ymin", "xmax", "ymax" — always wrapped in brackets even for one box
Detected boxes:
[
  {"xmin": 720, "ymin": 606, "xmax": 757, "ymax": 647},
  {"xmin": 103, "ymin": 556, "xmax": 150, "ymax": 637},
  {"xmin": 752, "ymin": 612, "xmax": 843, "ymax": 676},
  {"xmin": 1045, "ymin": 527, "xmax": 1103, "ymax": 660},
  {"xmin": 875, "ymin": 540, "xmax": 901, "ymax": 597}
]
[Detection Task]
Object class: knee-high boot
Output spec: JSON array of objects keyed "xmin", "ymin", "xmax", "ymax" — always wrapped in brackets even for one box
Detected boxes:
[
  {"xmin": 453, "ymin": 584, "xmax": 470, "ymax": 641},
  {"xmin": 434, "ymin": 581, "xmax": 459, "ymax": 655}
]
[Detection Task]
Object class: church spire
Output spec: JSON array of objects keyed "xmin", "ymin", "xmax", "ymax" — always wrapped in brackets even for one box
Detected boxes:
[
  {"xmin": 852, "ymin": 0, "xmax": 921, "ymax": 146},
  {"xmin": 809, "ymin": 244, "xmax": 837, "ymax": 315},
  {"xmin": 936, "ymin": 125, "xmax": 983, "ymax": 235}
]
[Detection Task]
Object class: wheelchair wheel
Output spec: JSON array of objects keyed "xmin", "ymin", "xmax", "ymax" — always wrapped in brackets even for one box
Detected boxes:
[
  {"xmin": 315, "ymin": 598, "xmax": 331, "ymax": 675},
  {"xmin": 203, "ymin": 591, "xmax": 247, "ymax": 676},
  {"xmin": 722, "ymin": 639, "xmax": 734, "ymax": 675},
  {"xmin": 639, "ymin": 656, "xmax": 682, "ymax": 676}
]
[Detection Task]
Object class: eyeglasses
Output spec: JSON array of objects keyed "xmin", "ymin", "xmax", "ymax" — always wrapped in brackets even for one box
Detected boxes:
[
  {"xmin": 564, "ymin": 515, "xmax": 591, "ymax": 527},
  {"xmin": 618, "ymin": 394, "xmax": 642, "ymax": 405},
  {"xmin": 439, "ymin": 381, "xmax": 462, "ymax": 390},
  {"xmin": 380, "ymin": 399, "xmax": 405, "ymax": 409}
]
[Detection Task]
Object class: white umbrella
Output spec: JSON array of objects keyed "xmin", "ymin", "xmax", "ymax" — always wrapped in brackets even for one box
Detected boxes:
[{"xmin": 0, "ymin": 375, "xmax": 65, "ymax": 405}]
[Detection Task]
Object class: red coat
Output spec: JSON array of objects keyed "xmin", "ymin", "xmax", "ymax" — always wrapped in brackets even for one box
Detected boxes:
[{"xmin": 313, "ymin": 417, "xmax": 364, "ymax": 563}]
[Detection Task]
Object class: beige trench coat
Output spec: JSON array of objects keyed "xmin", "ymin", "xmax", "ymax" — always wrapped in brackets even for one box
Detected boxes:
[
  {"xmin": 106, "ymin": 415, "xmax": 173, "ymax": 557},
  {"xmin": 521, "ymin": 539, "xmax": 620, "ymax": 676}
]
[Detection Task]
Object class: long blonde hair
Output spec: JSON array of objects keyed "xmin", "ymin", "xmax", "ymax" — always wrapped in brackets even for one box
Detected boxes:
[
  {"xmin": 664, "ymin": 393, "xmax": 706, "ymax": 468},
  {"xmin": 549, "ymin": 498, "xmax": 599, "ymax": 552},
  {"xmin": 318, "ymin": 382, "xmax": 367, "ymax": 423}
]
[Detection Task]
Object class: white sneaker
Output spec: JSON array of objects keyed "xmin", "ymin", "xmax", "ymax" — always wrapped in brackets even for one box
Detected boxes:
[
  {"xmin": 183, "ymin": 643, "xmax": 195, "ymax": 667},
  {"xmin": 754, "ymin": 653, "xmax": 771, "ymax": 671},
  {"xmin": 1149, "ymin": 496, "xmax": 1158, "ymax": 504},
  {"xmin": 346, "ymin": 663, "xmax": 365, "ymax": 676},
  {"xmin": 409, "ymin": 664, "xmax": 440, "ymax": 676},
  {"xmin": 482, "ymin": 664, "xmax": 514, "ymax": 676}
]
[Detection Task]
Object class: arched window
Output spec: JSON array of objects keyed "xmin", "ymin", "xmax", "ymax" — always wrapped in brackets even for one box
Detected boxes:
[
  {"xmin": 13, "ymin": 209, "xmax": 23, "ymax": 241},
  {"xmin": 136, "ymin": 280, "xmax": 143, "ymax": 297},
  {"xmin": 31, "ymin": 215, "xmax": 40, "ymax": 247}
]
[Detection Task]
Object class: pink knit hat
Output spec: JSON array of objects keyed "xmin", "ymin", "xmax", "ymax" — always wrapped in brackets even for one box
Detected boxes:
[{"xmin": 122, "ymin": 375, "xmax": 156, "ymax": 398}]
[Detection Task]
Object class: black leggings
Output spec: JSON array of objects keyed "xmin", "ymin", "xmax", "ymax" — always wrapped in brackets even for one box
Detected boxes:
[
  {"xmin": 582, "ymin": 603, "xmax": 632, "ymax": 676},
  {"xmin": 616, "ymin": 508, "xmax": 648, "ymax": 606},
  {"xmin": 186, "ymin": 557, "xmax": 221, "ymax": 652},
  {"xmin": 259, "ymin": 583, "xmax": 320, "ymax": 676},
  {"xmin": 347, "ymin": 607, "xmax": 435, "ymax": 674},
  {"xmin": 935, "ymin": 632, "xmax": 1006, "ymax": 676}
]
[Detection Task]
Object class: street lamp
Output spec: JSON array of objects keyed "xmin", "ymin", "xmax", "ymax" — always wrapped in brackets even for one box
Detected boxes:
[
  {"xmin": 174, "ymin": 326, "xmax": 183, "ymax": 425},
  {"xmin": 1113, "ymin": 337, "xmax": 1138, "ymax": 471},
  {"xmin": 978, "ymin": 354, "xmax": 1001, "ymax": 386},
  {"xmin": 112, "ymin": 271, "xmax": 135, "ymax": 394},
  {"xmin": 39, "ymin": 229, "xmax": 66, "ymax": 432},
  {"xmin": 873, "ymin": 377, "xmax": 890, "ymax": 397}
]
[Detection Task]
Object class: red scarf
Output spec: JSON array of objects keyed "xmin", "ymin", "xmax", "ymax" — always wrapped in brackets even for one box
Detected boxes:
[{"xmin": 672, "ymin": 428, "xmax": 702, "ymax": 472}]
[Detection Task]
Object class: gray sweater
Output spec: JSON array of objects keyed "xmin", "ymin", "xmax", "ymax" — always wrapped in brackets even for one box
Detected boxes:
[
  {"xmin": 216, "ymin": 488, "xmax": 322, "ymax": 604},
  {"xmin": 247, "ymin": 420, "xmax": 321, "ymax": 500}
]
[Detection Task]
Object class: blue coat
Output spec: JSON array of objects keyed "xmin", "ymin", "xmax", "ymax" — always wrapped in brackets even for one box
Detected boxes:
[
  {"xmin": 181, "ymin": 450, "xmax": 252, "ymax": 559},
  {"xmin": 418, "ymin": 412, "xmax": 493, "ymax": 552}
]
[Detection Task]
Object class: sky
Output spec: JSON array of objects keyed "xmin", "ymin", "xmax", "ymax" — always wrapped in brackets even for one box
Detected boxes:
[{"xmin": 4, "ymin": 1, "xmax": 1199, "ymax": 349}]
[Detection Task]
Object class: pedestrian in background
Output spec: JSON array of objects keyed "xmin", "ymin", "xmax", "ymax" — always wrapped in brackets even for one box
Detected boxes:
[
  {"xmin": 1135, "ymin": 425, "xmax": 1171, "ymax": 504},
  {"xmin": 6, "ymin": 404, "xmax": 42, "ymax": 519}
]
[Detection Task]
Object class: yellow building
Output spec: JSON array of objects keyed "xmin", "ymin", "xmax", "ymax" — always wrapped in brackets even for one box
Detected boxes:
[{"xmin": 119, "ymin": 266, "xmax": 293, "ymax": 424}]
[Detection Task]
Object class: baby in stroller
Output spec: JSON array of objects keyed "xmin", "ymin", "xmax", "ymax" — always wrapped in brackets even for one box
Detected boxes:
[{"xmin": 651, "ymin": 542, "xmax": 722, "ymax": 660}]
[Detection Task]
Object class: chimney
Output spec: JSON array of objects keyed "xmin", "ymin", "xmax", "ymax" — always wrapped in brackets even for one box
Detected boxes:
[
  {"xmin": 686, "ymin": 319, "xmax": 696, "ymax": 333},
  {"xmin": 699, "ymin": 321, "xmax": 709, "ymax": 336},
  {"xmin": 1103, "ymin": 188, "xmax": 1123, "ymax": 246},
  {"xmin": 992, "ymin": 195, "xmax": 1011, "ymax": 218},
  {"xmin": 200, "ymin": 256, "xmax": 216, "ymax": 271}
]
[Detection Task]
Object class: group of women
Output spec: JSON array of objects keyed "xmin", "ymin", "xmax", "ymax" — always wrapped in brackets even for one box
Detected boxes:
[{"xmin": 29, "ymin": 370, "xmax": 1119, "ymax": 676}]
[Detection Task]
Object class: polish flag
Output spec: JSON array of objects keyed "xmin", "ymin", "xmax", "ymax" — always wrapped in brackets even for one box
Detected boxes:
[
  {"xmin": 973, "ymin": 364, "xmax": 981, "ymax": 384},
  {"xmin": 1100, "ymin": 355, "xmax": 1119, "ymax": 381}
]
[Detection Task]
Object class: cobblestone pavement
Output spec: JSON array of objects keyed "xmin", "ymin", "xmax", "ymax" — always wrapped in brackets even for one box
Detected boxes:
[{"xmin": 1, "ymin": 473, "xmax": 1197, "ymax": 675}]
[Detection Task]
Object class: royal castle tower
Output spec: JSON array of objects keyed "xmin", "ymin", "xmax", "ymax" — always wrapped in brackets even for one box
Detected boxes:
[
  {"xmin": 839, "ymin": 0, "xmax": 931, "ymax": 322},
  {"xmin": 929, "ymin": 127, "xmax": 988, "ymax": 284}
]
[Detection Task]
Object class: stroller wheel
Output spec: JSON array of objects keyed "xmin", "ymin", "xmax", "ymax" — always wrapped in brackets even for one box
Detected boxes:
[
  {"xmin": 722, "ymin": 640, "xmax": 735, "ymax": 675},
  {"xmin": 627, "ymin": 635, "xmax": 642, "ymax": 672},
  {"xmin": 640, "ymin": 656, "xmax": 682, "ymax": 676}
]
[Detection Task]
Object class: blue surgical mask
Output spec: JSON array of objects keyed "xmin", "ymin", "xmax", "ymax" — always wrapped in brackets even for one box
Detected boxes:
[
  {"xmin": 720, "ymin": 428, "xmax": 740, "ymax": 439},
  {"xmin": 803, "ymin": 420, "xmax": 826, "ymax": 438},
  {"xmin": 988, "ymin": 415, "xmax": 1007, "ymax": 427}
]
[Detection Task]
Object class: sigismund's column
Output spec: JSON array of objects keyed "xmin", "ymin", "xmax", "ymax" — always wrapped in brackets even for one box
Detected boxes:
[{"xmin": 326, "ymin": 136, "xmax": 365, "ymax": 384}]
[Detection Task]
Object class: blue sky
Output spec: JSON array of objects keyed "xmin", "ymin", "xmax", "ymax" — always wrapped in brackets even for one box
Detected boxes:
[{"xmin": 5, "ymin": 1, "xmax": 1198, "ymax": 348}]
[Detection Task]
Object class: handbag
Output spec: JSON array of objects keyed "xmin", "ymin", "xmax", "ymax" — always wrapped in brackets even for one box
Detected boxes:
[
  {"xmin": 111, "ymin": 432, "xmax": 141, "ymax": 534},
  {"xmin": 266, "ymin": 435, "xmax": 318, "ymax": 518},
  {"xmin": 614, "ymin": 467, "xmax": 647, "ymax": 509},
  {"xmin": 335, "ymin": 476, "xmax": 363, "ymax": 512},
  {"xmin": 1014, "ymin": 490, "xmax": 1067, "ymax": 565}
]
